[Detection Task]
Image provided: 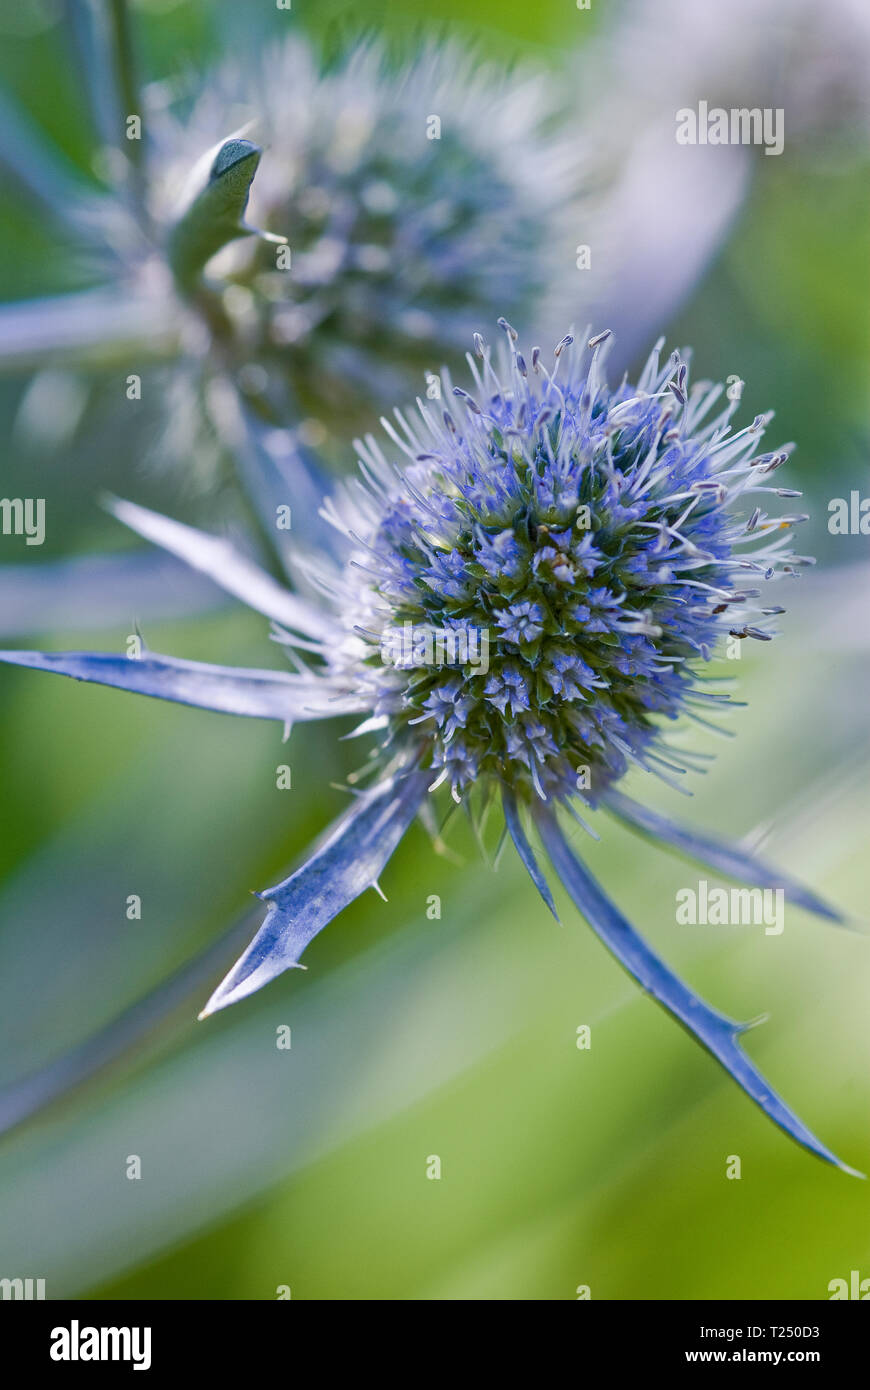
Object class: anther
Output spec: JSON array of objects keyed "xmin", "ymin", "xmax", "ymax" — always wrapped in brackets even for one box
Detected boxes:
[{"xmin": 452, "ymin": 387, "xmax": 481, "ymax": 414}]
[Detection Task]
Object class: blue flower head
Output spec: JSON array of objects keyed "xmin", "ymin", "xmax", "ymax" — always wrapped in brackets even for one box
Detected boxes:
[
  {"xmin": 326, "ymin": 322, "xmax": 808, "ymax": 809},
  {"xmin": 0, "ymin": 325, "xmax": 860, "ymax": 1177}
]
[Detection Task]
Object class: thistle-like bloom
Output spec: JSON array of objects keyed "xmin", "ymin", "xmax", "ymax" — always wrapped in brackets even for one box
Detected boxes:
[
  {"xmin": 151, "ymin": 39, "xmax": 578, "ymax": 417},
  {"xmin": 0, "ymin": 325, "xmax": 858, "ymax": 1175}
]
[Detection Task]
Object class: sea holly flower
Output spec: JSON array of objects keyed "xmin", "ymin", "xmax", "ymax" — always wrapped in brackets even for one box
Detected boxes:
[{"xmin": 0, "ymin": 325, "xmax": 859, "ymax": 1175}]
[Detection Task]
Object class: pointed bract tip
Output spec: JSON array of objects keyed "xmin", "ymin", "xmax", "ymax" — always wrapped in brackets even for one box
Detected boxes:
[
  {"xmin": 199, "ymin": 959, "xmax": 306, "ymax": 1020},
  {"xmin": 210, "ymin": 138, "xmax": 261, "ymax": 181}
]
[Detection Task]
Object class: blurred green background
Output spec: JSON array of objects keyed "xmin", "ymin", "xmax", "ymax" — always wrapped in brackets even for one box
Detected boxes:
[{"xmin": 0, "ymin": 0, "xmax": 868, "ymax": 1300}]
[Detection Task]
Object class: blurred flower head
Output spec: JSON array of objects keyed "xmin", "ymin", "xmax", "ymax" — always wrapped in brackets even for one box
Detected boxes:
[{"xmin": 144, "ymin": 38, "xmax": 582, "ymax": 423}]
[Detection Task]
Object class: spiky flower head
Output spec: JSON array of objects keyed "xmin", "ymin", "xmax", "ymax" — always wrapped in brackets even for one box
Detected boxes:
[
  {"xmin": 150, "ymin": 39, "xmax": 579, "ymax": 423},
  {"xmin": 324, "ymin": 322, "xmax": 808, "ymax": 805}
]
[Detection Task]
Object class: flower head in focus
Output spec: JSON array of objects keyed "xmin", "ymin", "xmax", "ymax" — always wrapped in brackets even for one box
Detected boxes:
[
  {"xmin": 0, "ymin": 324, "xmax": 859, "ymax": 1176},
  {"xmin": 333, "ymin": 323, "xmax": 803, "ymax": 806}
]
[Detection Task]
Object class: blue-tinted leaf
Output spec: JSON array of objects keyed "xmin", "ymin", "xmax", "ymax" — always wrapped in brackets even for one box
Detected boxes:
[
  {"xmin": 200, "ymin": 767, "xmax": 431, "ymax": 1017},
  {"xmin": 0, "ymin": 289, "xmax": 180, "ymax": 375},
  {"xmin": 604, "ymin": 788, "xmax": 849, "ymax": 926},
  {"xmin": 0, "ymin": 648, "xmax": 359, "ymax": 722},
  {"xmin": 502, "ymin": 789, "xmax": 558, "ymax": 921},
  {"xmin": 229, "ymin": 399, "xmax": 344, "ymax": 576},
  {"xmin": 535, "ymin": 803, "xmax": 861, "ymax": 1176},
  {"xmin": 105, "ymin": 496, "xmax": 334, "ymax": 639}
]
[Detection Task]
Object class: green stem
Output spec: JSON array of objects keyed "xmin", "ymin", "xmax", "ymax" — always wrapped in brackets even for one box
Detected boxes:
[
  {"xmin": 106, "ymin": 0, "xmax": 141, "ymax": 165},
  {"xmin": 105, "ymin": 0, "xmax": 149, "ymax": 221}
]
